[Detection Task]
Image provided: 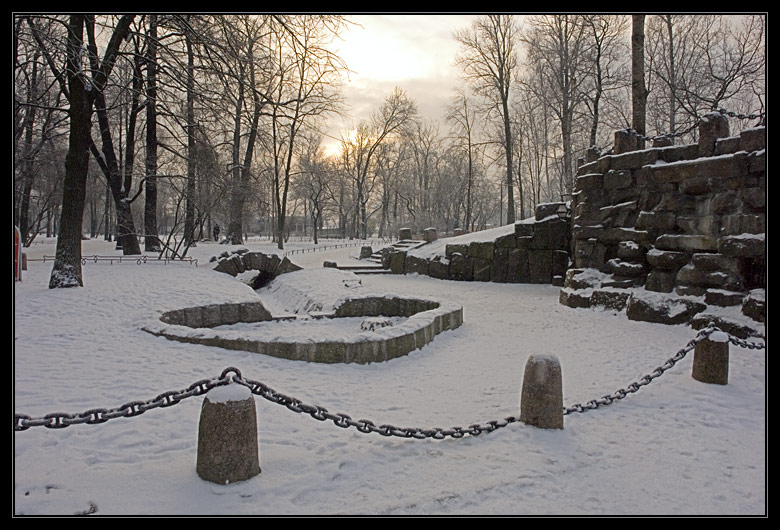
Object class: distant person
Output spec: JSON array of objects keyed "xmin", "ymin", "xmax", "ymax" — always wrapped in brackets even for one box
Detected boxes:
[{"xmin": 213, "ymin": 224, "xmax": 220, "ymax": 241}]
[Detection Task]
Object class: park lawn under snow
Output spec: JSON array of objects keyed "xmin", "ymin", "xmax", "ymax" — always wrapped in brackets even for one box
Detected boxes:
[{"xmin": 13, "ymin": 238, "xmax": 766, "ymax": 516}]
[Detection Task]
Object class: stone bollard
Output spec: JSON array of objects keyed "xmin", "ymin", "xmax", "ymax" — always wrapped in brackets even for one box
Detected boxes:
[
  {"xmin": 520, "ymin": 355, "xmax": 564, "ymax": 429},
  {"xmin": 691, "ymin": 331, "xmax": 730, "ymax": 385},
  {"xmin": 423, "ymin": 227, "xmax": 438, "ymax": 243},
  {"xmin": 698, "ymin": 111, "xmax": 729, "ymax": 157},
  {"xmin": 323, "ymin": 261, "xmax": 337, "ymax": 268},
  {"xmin": 360, "ymin": 245, "xmax": 373, "ymax": 259},
  {"xmin": 197, "ymin": 384, "xmax": 261, "ymax": 484},
  {"xmin": 614, "ymin": 129, "xmax": 639, "ymax": 155},
  {"xmin": 399, "ymin": 227, "xmax": 412, "ymax": 241}
]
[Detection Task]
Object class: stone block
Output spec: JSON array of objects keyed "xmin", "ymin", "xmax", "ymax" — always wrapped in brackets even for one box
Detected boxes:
[
  {"xmin": 657, "ymin": 144, "xmax": 699, "ymax": 163},
  {"xmin": 221, "ymin": 303, "xmax": 242, "ymax": 325},
  {"xmin": 449, "ymin": 254, "xmax": 473, "ymax": 281},
  {"xmin": 559, "ymin": 288, "xmax": 592, "ymax": 308},
  {"xmin": 747, "ymin": 150, "xmax": 766, "ymax": 175},
  {"xmin": 507, "ymin": 248, "xmax": 529, "ymax": 283},
  {"xmin": 398, "ymin": 227, "xmax": 413, "ymax": 240},
  {"xmin": 690, "ymin": 314, "xmax": 757, "ymax": 340},
  {"xmin": 591, "ymin": 290, "xmax": 630, "ymax": 311},
  {"xmin": 575, "ymin": 173, "xmax": 603, "ymax": 191},
  {"xmin": 676, "ymin": 265, "xmax": 742, "ymax": 291},
  {"xmin": 468, "ymin": 241, "xmax": 495, "ymax": 260},
  {"xmin": 613, "ymin": 129, "xmax": 638, "ymax": 155},
  {"xmin": 514, "ymin": 222, "xmax": 535, "ymax": 238},
  {"xmin": 715, "ymin": 136, "xmax": 741, "ymax": 155},
  {"xmin": 654, "ymin": 234, "xmax": 718, "ymax": 252},
  {"xmin": 675, "ymin": 214, "xmax": 719, "ymax": 236},
  {"xmin": 495, "ymin": 232, "xmax": 518, "ymax": 249},
  {"xmin": 704, "ymin": 289, "xmax": 744, "ymax": 307},
  {"xmin": 520, "ymin": 355, "xmax": 563, "ymax": 429},
  {"xmin": 405, "ymin": 255, "xmax": 430, "ymax": 276},
  {"xmin": 739, "ymin": 127, "xmax": 766, "ymax": 153},
  {"xmin": 742, "ymin": 289, "xmax": 765, "ymax": 323},
  {"xmin": 423, "ymin": 227, "xmax": 438, "ymax": 243},
  {"xmin": 698, "ymin": 111, "xmax": 730, "ymax": 157},
  {"xmin": 691, "ymin": 253, "xmax": 739, "ymax": 273},
  {"xmin": 491, "ymin": 250, "xmax": 509, "ymax": 283},
  {"xmin": 240, "ymin": 301, "xmax": 273, "ymax": 323},
  {"xmin": 183, "ymin": 306, "xmax": 204, "ymax": 328},
  {"xmin": 323, "ymin": 260, "xmax": 338, "ymax": 268},
  {"xmin": 428, "ymin": 258, "xmax": 450, "ymax": 280},
  {"xmin": 574, "ymin": 238, "xmax": 606, "ymax": 270},
  {"xmin": 604, "ymin": 169, "xmax": 634, "ymax": 189},
  {"xmin": 536, "ymin": 202, "xmax": 566, "ymax": 221},
  {"xmin": 720, "ymin": 213, "xmax": 764, "ymax": 236},
  {"xmin": 360, "ymin": 246, "xmax": 374, "ymax": 259},
  {"xmin": 741, "ymin": 188, "xmax": 766, "ymax": 210},
  {"xmin": 644, "ymin": 269, "xmax": 677, "ymax": 293},
  {"xmin": 473, "ymin": 258, "xmax": 491, "ymax": 282},
  {"xmin": 390, "ymin": 250, "xmax": 407, "ymax": 274},
  {"xmin": 563, "ymin": 268, "xmax": 600, "ymax": 290},
  {"xmin": 445, "ymin": 243, "xmax": 469, "ymax": 258},
  {"xmin": 197, "ymin": 385, "xmax": 260, "ymax": 484},
  {"xmin": 610, "ymin": 149, "xmax": 659, "ymax": 171},
  {"xmin": 572, "ymin": 224, "xmax": 604, "ymax": 241},
  {"xmin": 277, "ymin": 256, "xmax": 302, "ymax": 275},
  {"xmin": 606, "ymin": 258, "xmax": 647, "ymax": 278},
  {"xmin": 717, "ymin": 235, "xmax": 765, "ymax": 258},
  {"xmin": 527, "ymin": 249, "xmax": 553, "ymax": 283},
  {"xmin": 617, "ymin": 240, "xmax": 645, "ymax": 260},
  {"xmin": 646, "ymin": 249, "xmax": 689, "ymax": 270},
  {"xmin": 626, "ymin": 293, "xmax": 706, "ymax": 325},
  {"xmin": 530, "ymin": 218, "xmax": 569, "ymax": 250}
]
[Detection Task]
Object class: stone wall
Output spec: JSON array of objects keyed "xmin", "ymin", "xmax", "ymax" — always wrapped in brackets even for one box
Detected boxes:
[
  {"xmin": 397, "ymin": 203, "xmax": 571, "ymax": 285},
  {"xmin": 560, "ymin": 112, "xmax": 766, "ymax": 335}
]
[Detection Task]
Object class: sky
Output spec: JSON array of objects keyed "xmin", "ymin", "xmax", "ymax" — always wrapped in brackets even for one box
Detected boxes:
[{"xmin": 320, "ymin": 14, "xmax": 481, "ymax": 156}]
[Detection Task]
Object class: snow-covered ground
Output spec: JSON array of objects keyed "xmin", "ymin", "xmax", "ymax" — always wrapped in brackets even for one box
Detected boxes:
[{"xmin": 13, "ymin": 238, "xmax": 766, "ymax": 516}]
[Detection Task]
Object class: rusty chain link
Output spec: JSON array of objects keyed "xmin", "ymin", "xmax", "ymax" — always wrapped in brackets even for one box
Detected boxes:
[{"xmin": 14, "ymin": 325, "xmax": 764, "ymax": 433}]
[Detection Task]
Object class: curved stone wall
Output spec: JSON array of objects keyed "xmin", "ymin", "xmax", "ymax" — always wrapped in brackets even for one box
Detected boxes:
[{"xmin": 143, "ymin": 295, "xmax": 462, "ymax": 364}]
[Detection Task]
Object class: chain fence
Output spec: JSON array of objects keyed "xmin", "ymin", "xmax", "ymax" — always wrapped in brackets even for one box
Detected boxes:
[
  {"xmin": 593, "ymin": 107, "xmax": 766, "ymax": 155},
  {"xmin": 14, "ymin": 325, "xmax": 765, "ymax": 437}
]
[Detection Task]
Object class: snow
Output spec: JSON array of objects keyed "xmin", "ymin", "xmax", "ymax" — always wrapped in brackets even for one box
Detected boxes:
[
  {"xmin": 14, "ymin": 238, "xmax": 766, "ymax": 515},
  {"xmin": 206, "ymin": 384, "xmax": 253, "ymax": 404}
]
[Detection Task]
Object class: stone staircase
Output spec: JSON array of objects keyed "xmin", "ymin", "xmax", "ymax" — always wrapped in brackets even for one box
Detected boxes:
[{"xmin": 337, "ymin": 239, "xmax": 427, "ymax": 274}]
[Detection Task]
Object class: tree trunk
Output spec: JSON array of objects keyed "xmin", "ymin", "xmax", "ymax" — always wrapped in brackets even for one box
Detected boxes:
[
  {"xmin": 183, "ymin": 28, "xmax": 196, "ymax": 245},
  {"xmin": 632, "ymin": 14, "xmax": 648, "ymax": 149},
  {"xmin": 144, "ymin": 15, "xmax": 161, "ymax": 252},
  {"xmin": 502, "ymin": 96, "xmax": 515, "ymax": 224},
  {"xmin": 49, "ymin": 15, "xmax": 90, "ymax": 288}
]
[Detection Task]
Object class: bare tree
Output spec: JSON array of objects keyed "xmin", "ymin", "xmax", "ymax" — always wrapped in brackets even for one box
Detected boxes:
[
  {"xmin": 454, "ymin": 14, "xmax": 519, "ymax": 223},
  {"xmin": 521, "ymin": 14, "xmax": 591, "ymax": 193},
  {"xmin": 41, "ymin": 15, "xmax": 136, "ymax": 287}
]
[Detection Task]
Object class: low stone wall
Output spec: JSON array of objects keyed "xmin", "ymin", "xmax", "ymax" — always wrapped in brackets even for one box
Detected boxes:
[
  {"xmin": 561, "ymin": 112, "xmax": 766, "ymax": 334},
  {"xmin": 397, "ymin": 203, "xmax": 571, "ymax": 285},
  {"xmin": 143, "ymin": 295, "xmax": 463, "ymax": 364}
]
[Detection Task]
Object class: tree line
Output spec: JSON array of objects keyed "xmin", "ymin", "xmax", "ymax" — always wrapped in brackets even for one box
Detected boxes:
[{"xmin": 12, "ymin": 14, "xmax": 765, "ymax": 288}]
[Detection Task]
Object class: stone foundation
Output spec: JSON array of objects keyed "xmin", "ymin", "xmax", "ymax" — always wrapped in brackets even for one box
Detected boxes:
[{"xmin": 143, "ymin": 296, "xmax": 463, "ymax": 364}]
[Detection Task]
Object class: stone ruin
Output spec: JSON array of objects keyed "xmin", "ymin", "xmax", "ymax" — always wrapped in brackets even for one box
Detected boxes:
[
  {"xmin": 559, "ymin": 112, "xmax": 765, "ymax": 337},
  {"xmin": 210, "ymin": 248, "xmax": 302, "ymax": 288}
]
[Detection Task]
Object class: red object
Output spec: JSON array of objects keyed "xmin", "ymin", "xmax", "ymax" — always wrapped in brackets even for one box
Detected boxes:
[{"xmin": 14, "ymin": 226, "xmax": 21, "ymax": 281}]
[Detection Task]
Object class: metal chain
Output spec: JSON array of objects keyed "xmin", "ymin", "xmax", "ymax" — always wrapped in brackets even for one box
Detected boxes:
[
  {"xmin": 232, "ymin": 372, "xmax": 520, "ymax": 440},
  {"xmin": 13, "ymin": 372, "xmax": 234, "ymax": 432},
  {"xmin": 15, "ymin": 326, "xmax": 764, "ymax": 433},
  {"xmin": 562, "ymin": 324, "xmax": 765, "ymax": 415}
]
